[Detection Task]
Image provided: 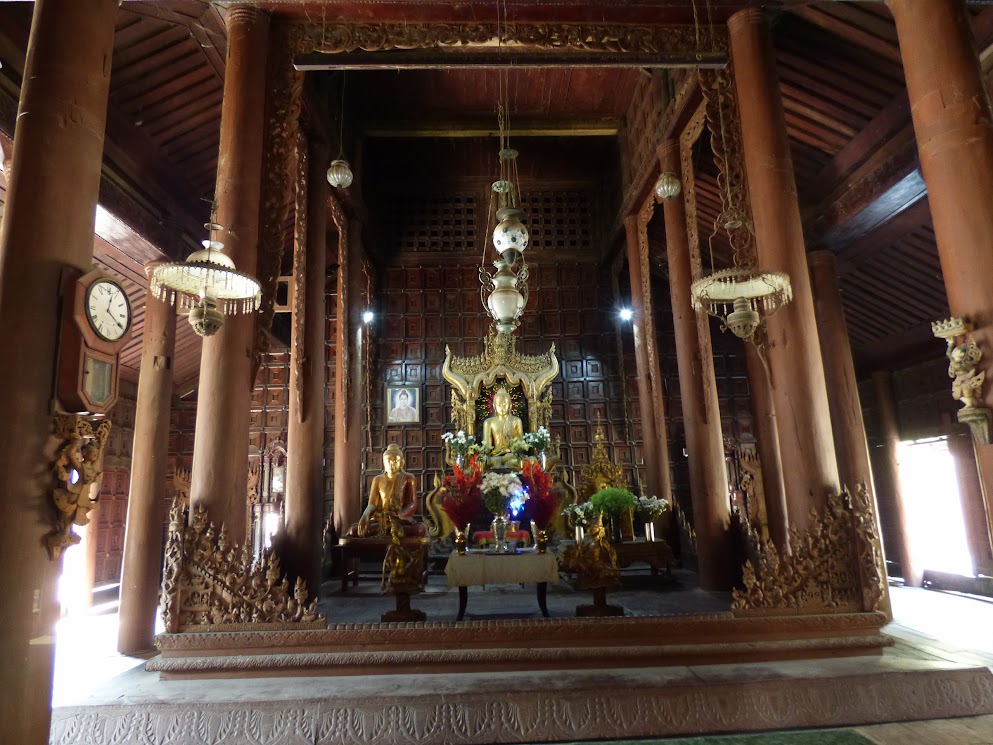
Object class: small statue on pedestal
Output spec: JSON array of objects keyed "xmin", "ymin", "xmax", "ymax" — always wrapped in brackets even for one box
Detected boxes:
[
  {"xmin": 380, "ymin": 513, "xmax": 426, "ymax": 622},
  {"xmin": 570, "ymin": 515, "xmax": 623, "ymax": 617}
]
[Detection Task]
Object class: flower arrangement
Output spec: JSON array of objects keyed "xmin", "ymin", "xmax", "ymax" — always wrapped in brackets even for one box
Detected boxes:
[
  {"xmin": 481, "ymin": 471, "xmax": 526, "ymax": 517},
  {"xmin": 561, "ymin": 501, "xmax": 597, "ymax": 528},
  {"xmin": 520, "ymin": 460, "xmax": 557, "ymax": 528},
  {"xmin": 523, "ymin": 426, "xmax": 551, "ymax": 453},
  {"xmin": 588, "ymin": 487, "xmax": 638, "ymax": 517},
  {"xmin": 441, "ymin": 430, "xmax": 486, "ymax": 456},
  {"xmin": 439, "ymin": 454, "xmax": 483, "ymax": 528},
  {"xmin": 509, "ymin": 437, "xmax": 530, "ymax": 456},
  {"xmin": 635, "ymin": 495, "xmax": 670, "ymax": 521}
]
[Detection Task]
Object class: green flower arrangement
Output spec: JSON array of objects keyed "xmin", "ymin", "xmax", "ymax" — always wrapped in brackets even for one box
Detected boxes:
[{"xmin": 588, "ymin": 487, "xmax": 638, "ymax": 517}]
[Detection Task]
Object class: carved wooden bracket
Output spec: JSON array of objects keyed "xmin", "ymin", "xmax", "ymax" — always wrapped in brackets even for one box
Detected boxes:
[
  {"xmin": 45, "ymin": 414, "xmax": 111, "ymax": 561},
  {"xmin": 933, "ymin": 316, "xmax": 991, "ymax": 446}
]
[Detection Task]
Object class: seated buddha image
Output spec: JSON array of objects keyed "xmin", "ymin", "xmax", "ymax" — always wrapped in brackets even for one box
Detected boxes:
[
  {"xmin": 482, "ymin": 387, "xmax": 525, "ymax": 469},
  {"xmin": 349, "ymin": 443, "xmax": 426, "ymax": 538}
]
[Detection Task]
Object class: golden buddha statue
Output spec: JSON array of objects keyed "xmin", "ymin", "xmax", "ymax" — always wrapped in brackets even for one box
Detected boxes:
[
  {"xmin": 351, "ymin": 444, "xmax": 425, "ymax": 538},
  {"xmin": 482, "ymin": 387, "xmax": 524, "ymax": 468}
]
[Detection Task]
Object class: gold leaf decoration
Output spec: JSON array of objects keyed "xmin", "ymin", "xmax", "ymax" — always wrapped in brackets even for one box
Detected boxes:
[
  {"xmin": 160, "ymin": 497, "xmax": 325, "ymax": 633},
  {"xmin": 732, "ymin": 485, "xmax": 885, "ymax": 616}
]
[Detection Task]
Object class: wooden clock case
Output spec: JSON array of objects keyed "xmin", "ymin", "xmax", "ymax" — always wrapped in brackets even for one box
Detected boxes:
[{"xmin": 55, "ymin": 267, "xmax": 131, "ymax": 415}]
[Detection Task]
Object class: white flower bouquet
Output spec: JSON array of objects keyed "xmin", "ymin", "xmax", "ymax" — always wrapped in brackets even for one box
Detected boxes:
[
  {"xmin": 481, "ymin": 471, "xmax": 526, "ymax": 516},
  {"xmin": 635, "ymin": 495, "xmax": 670, "ymax": 520},
  {"xmin": 441, "ymin": 430, "xmax": 484, "ymax": 456},
  {"xmin": 561, "ymin": 501, "xmax": 597, "ymax": 528},
  {"xmin": 523, "ymin": 426, "xmax": 551, "ymax": 453}
]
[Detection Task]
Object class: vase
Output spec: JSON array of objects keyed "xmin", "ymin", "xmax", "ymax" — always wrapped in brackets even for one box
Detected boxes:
[
  {"xmin": 539, "ymin": 451, "xmax": 548, "ymax": 470},
  {"xmin": 454, "ymin": 524, "xmax": 471, "ymax": 555},
  {"xmin": 574, "ymin": 525, "xmax": 586, "ymax": 543},
  {"xmin": 536, "ymin": 529, "xmax": 550, "ymax": 554},
  {"xmin": 608, "ymin": 516, "xmax": 623, "ymax": 544},
  {"xmin": 644, "ymin": 521, "xmax": 656, "ymax": 542},
  {"xmin": 492, "ymin": 515, "xmax": 509, "ymax": 552},
  {"xmin": 455, "ymin": 453, "xmax": 465, "ymax": 469}
]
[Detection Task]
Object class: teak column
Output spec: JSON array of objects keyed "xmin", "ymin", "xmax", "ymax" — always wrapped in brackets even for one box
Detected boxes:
[
  {"xmin": 118, "ymin": 290, "xmax": 176, "ymax": 654},
  {"xmin": 333, "ymin": 221, "xmax": 367, "ymax": 536},
  {"xmin": 808, "ymin": 251, "xmax": 877, "ymax": 494},
  {"xmin": 623, "ymin": 215, "xmax": 663, "ymax": 500},
  {"xmin": 872, "ymin": 371, "xmax": 919, "ymax": 585},
  {"xmin": 190, "ymin": 7, "xmax": 269, "ymax": 540},
  {"xmin": 809, "ymin": 250, "xmax": 892, "ymax": 613},
  {"xmin": 285, "ymin": 138, "xmax": 329, "ymax": 595},
  {"xmin": 729, "ymin": 8, "xmax": 841, "ymax": 527},
  {"xmin": 888, "ymin": 0, "xmax": 993, "ymax": 564},
  {"xmin": 659, "ymin": 141, "xmax": 733, "ymax": 589},
  {"xmin": 744, "ymin": 344, "xmax": 789, "ymax": 548},
  {"xmin": 0, "ymin": 0, "xmax": 118, "ymax": 741}
]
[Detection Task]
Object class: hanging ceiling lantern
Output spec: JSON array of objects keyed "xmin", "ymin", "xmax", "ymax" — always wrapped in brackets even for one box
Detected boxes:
[
  {"xmin": 690, "ymin": 267, "xmax": 792, "ymax": 340},
  {"xmin": 654, "ymin": 172, "xmax": 682, "ymax": 202},
  {"xmin": 149, "ymin": 222, "xmax": 262, "ymax": 338},
  {"xmin": 484, "ymin": 258, "xmax": 526, "ymax": 334},
  {"xmin": 326, "ymin": 159, "xmax": 353, "ymax": 189}
]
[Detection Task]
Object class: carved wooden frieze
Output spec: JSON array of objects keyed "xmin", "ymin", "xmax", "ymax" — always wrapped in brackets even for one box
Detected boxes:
[
  {"xmin": 159, "ymin": 497, "xmax": 325, "ymax": 633},
  {"xmin": 732, "ymin": 484, "xmax": 886, "ymax": 616}
]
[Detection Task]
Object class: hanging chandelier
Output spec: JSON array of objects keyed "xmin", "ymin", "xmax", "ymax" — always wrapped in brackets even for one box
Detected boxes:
[
  {"xmin": 689, "ymin": 70, "xmax": 791, "ymax": 341},
  {"xmin": 480, "ymin": 97, "xmax": 531, "ymax": 335},
  {"xmin": 149, "ymin": 221, "xmax": 262, "ymax": 337},
  {"xmin": 327, "ymin": 72, "xmax": 353, "ymax": 189}
]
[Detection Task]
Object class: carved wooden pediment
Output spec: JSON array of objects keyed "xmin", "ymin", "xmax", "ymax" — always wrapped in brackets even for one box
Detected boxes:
[{"xmin": 442, "ymin": 330, "xmax": 558, "ymax": 434}]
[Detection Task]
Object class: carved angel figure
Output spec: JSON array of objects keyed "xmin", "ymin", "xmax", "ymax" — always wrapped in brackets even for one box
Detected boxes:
[
  {"xmin": 947, "ymin": 339, "xmax": 985, "ymax": 408},
  {"xmin": 47, "ymin": 418, "xmax": 111, "ymax": 559}
]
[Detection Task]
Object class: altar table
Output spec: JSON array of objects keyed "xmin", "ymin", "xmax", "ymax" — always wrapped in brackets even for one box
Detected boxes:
[
  {"xmin": 445, "ymin": 549, "xmax": 558, "ymax": 621},
  {"xmin": 471, "ymin": 530, "xmax": 531, "ymax": 548}
]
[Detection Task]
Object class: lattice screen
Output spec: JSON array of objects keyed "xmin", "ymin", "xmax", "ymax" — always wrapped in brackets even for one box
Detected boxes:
[
  {"xmin": 384, "ymin": 191, "xmax": 478, "ymax": 253},
  {"xmin": 518, "ymin": 190, "xmax": 595, "ymax": 253}
]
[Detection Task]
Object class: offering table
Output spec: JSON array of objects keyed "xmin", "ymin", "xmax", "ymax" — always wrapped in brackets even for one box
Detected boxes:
[{"xmin": 445, "ymin": 548, "xmax": 558, "ymax": 621}]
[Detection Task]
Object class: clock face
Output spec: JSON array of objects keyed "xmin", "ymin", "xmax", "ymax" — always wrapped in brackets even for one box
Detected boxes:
[{"xmin": 85, "ymin": 279, "xmax": 131, "ymax": 342}]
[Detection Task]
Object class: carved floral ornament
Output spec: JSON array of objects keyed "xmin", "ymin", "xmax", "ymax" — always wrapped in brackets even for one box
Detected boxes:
[
  {"xmin": 160, "ymin": 497, "xmax": 325, "ymax": 633},
  {"xmin": 732, "ymin": 484, "xmax": 886, "ymax": 616},
  {"xmin": 294, "ymin": 22, "xmax": 726, "ymax": 57}
]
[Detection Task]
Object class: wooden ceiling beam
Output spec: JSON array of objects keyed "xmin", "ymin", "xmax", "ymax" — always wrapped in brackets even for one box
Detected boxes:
[
  {"xmin": 788, "ymin": 6, "xmax": 902, "ymax": 65},
  {"xmin": 295, "ymin": 49, "xmax": 727, "ymax": 71},
  {"xmin": 362, "ymin": 117, "xmax": 620, "ymax": 138}
]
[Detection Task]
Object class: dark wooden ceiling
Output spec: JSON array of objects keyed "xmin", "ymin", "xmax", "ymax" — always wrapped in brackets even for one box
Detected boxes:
[{"xmin": 2, "ymin": 0, "xmax": 990, "ymax": 385}]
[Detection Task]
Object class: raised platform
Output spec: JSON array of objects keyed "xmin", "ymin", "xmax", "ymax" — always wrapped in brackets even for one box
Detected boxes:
[
  {"xmin": 51, "ymin": 648, "xmax": 993, "ymax": 745},
  {"xmin": 147, "ymin": 611, "xmax": 893, "ymax": 678}
]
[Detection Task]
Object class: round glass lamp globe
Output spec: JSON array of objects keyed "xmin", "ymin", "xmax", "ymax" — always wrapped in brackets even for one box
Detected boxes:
[
  {"xmin": 492, "ymin": 209, "xmax": 530, "ymax": 255},
  {"xmin": 326, "ymin": 159, "xmax": 353, "ymax": 189}
]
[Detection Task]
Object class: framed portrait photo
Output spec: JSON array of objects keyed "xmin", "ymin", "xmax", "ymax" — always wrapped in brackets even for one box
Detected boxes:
[{"xmin": 386, "ymin": 386, "xmax": 420, "ymax": 424}]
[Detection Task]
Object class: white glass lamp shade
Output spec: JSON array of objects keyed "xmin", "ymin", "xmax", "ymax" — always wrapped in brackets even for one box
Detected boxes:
[
  {"xmin": 486, "ymin": 259, "xmax": 525, "ymax": 333},
  {"xmin": 654, "ymin": 172, "xmax": 682, "ymax": 201},
  {"xmin": 492, "ymin": 207, "xmax": 530, "ymax": 256},
  {"xmin": 326, "ymin": 159, "xmax": 353, "ymax": 189}
]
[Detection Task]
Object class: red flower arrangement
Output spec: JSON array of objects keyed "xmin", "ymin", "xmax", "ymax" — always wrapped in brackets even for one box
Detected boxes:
[
  {"xmin": 520, "ymin": 459, "xmax": 557, "ymax": 529},
  {"xmin": 440, "ymin": 454, "xmax": 483, "ymax": 528}
]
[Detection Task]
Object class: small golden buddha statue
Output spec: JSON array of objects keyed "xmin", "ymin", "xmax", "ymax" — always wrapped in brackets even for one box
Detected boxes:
[
  {"xmin": 482, "ymin": 387, "xmax": 524, "ymax": 468},
  {"xmin": 351, "ymin": 444, "xmax": 425, "ymax": 538}
]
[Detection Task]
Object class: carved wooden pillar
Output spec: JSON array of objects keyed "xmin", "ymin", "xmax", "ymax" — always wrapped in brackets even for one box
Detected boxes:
[
  {"xmin": 807, "ymin": 251, "xmax": 878, "ymax": 495},
  {"xmin": 872, "ymin": 371, "xmax": 919, "ymax": 586},
  {"xmin": 809, "ymin": 250, "xmax": 892, "ymax": 614},
  {"xmin": 659, "ymin": 140, "xmax": 733, "ymax": 589},
  {"xmin": 284, "ymin": 136, "xmax": 329, "ymax": 595},
  {"xmin": 0, "ymin": 0, "xmax": 118, "ymax": 741},
  {"xmin": 118, "ymin": 291, "xmax": 176, "ymax": 654},
  {"xmin": 623, "ymin": 216, "xmax": 663, "ymax": 500},
  {"xmin": 948, "ymin": 432, "xmax": 993, "ymax": 574},
  {"xmin": 190, "ymin": 7, "xmax": 269, "ymax": 540},
  {"xmin": 729, "ymin": 8, "xmax": 841, "ymax": 527},
  {"xmin": 333, "ymin": 218, "xmax": 366, "ymax": 536},
  {"xmin": 743, "ymin": 344, "xmax": 789, "ymax": 548},
  {"xmin": 888, "ymin": 0, "xmax": 993, "ymax": 565}
]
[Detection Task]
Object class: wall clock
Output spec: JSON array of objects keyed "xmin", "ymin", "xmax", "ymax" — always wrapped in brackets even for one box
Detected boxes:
[
  {"xmin": 56, "ymin": 269, "xmax": 132, "ymax": 415},
  {"xmin": 85, "ymin": 278, "xmax": 132, "ymax": 342}
]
